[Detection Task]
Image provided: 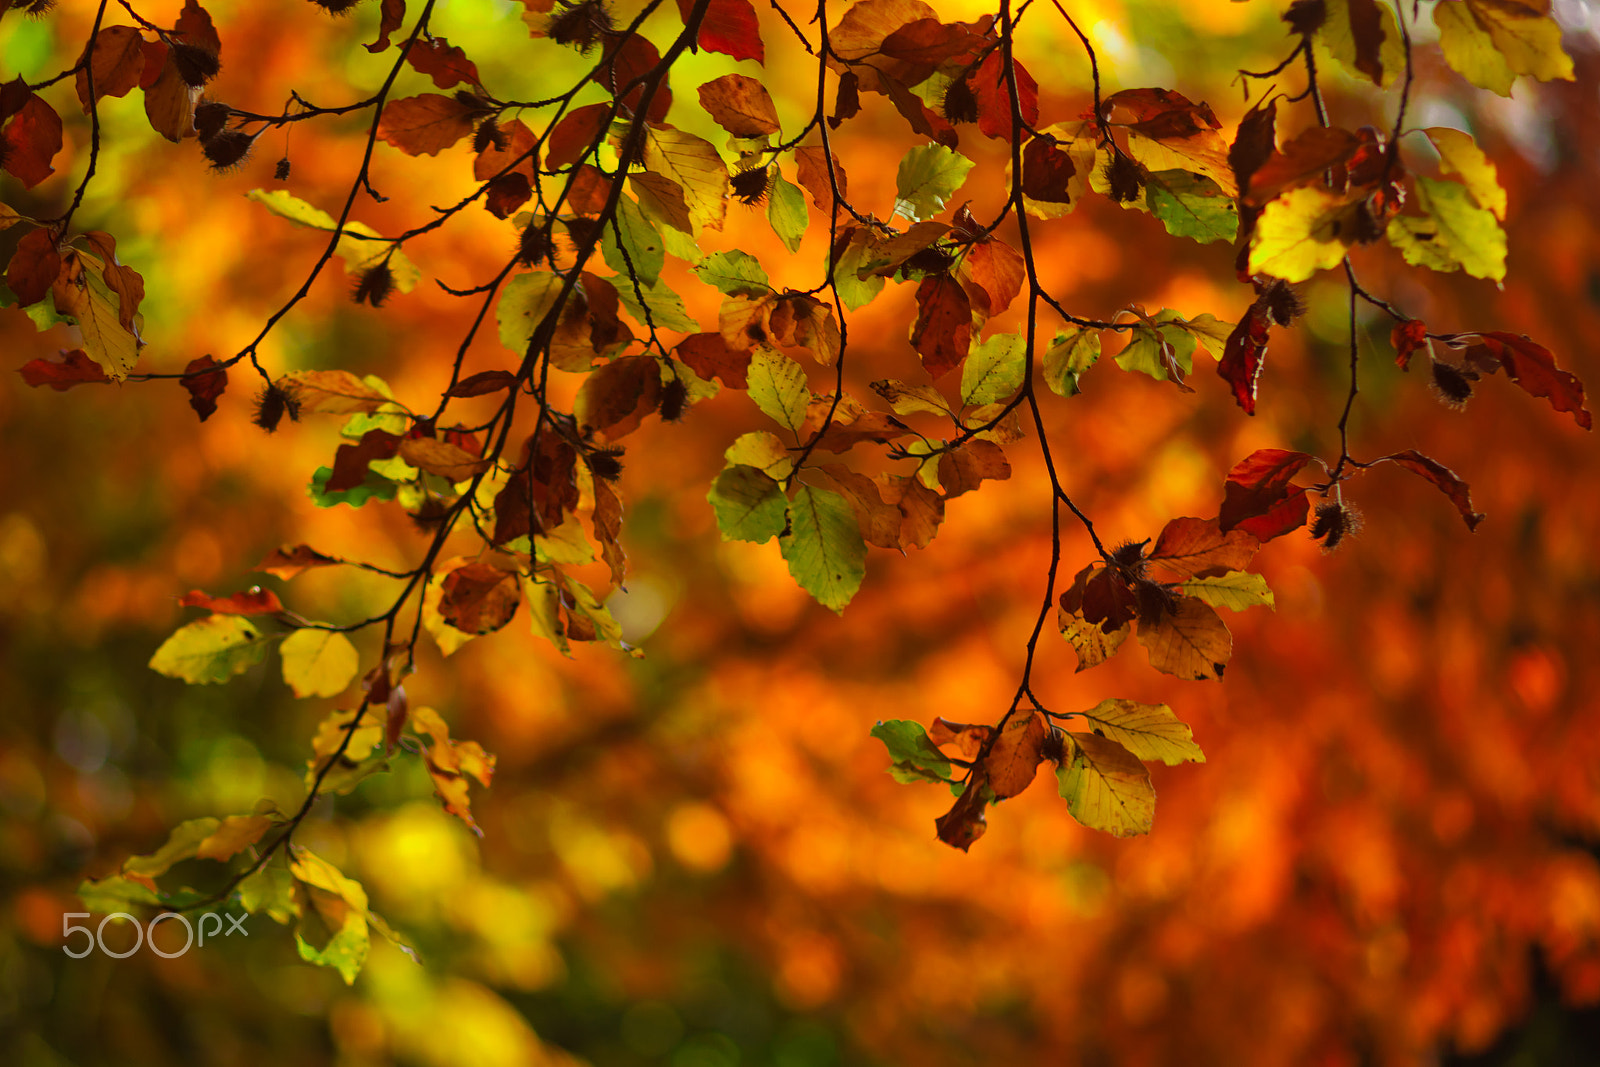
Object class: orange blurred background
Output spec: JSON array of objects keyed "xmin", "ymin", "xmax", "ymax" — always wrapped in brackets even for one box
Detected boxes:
[{"xmin": 2, "ymin": 1, "xmax": 1599, "ymax": 1064}]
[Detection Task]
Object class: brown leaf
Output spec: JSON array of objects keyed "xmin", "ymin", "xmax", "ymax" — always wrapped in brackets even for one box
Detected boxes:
[
  {"xmin": 795, "ymin": 146, "xmax": 846, "ymax": 210},
  {"xmin": 1379, "ymin": 449, "xmax": 1486, "ymax": 531},
  {"xmin": 407, "ymin": 36, "xmax": 482, "ymax": 89},
  {"xmin": 928, "ymin": 717, "xmax": 993, "ymax": 757},
  {"xmin": 75, "ymin": 25, "xmax": 147, "ymax": 111},
  {"xmin": 1228, "ymin": 96, "xmax": 1277, "ymax": 200},
  {"xmin": 958, "ymin": 238, "xmax": 1024, "ymax": 316},
  {"xmin": 485, "ymin": 171, "xmax": 532, "ymax": 218},
  {"xmin": 1462, "ymin": 332, "xmax": 1591, "ymax": 430},
  {"xmin": 258, "ymin": 544, "xmax": 343, "ymax": 580},
  {"xmin": 676, "ymin": 331, "xmax": 752, "ymax": 389},
  {"xmin": 934, "ymin": 774, "xmax": 988, "ymax": 851},
  {"xmin": 1057, "ymin": 605, "xmax": 1131, "ymax": 672},
  {"xmin": 1137, "ymin": 595, "xmax": 1232, "ymax": 680},
  {"xmin": 938, "ymin": 439, "xmax": 1010, "ymax": 498},
  {"xmin": 697, "ymin": 73, "xmax": 781, "ymax": 136},
  {"xmin": 80, "ymin": 231, "xmax": 144, "ymax": 330},
  {"xmin": 179, "ymin": 587, "xmax": 285, "ymax": 615},
  {"xmin": 1245, "ymin": 126, "xmax": 1360, "ymax": 206},
  {"xmin": 768, "ymin": 294, "xmax": 842, "ymax": 365},
  {"xmin": 142, "ymin": 51, "xmax": 198, "ymax": 142},
  {"xmin": 592, "ymin": 477, "xmax": 626, "ymax": 586},
  {"xmin": 448, "ymin": 370, "xmax": 516, "ymax": 397},
  {"xmin": 829, "ymin": 69, "xmax": 860, "ymax": 128},
  {"xmin": 631, "ymin": 173, "xmax": 693, "ymax": 234},
  {"xmin": 175, "ymin": 0, "xmax": 222, "ymax": 54},
  {"xmin": 544, "ymin": 103, "xmax": 611, "ymax": 169},
  {"xmin": 18, "ymin": 349, "xmax": 110, "ymax": 391},
  {"xmin": 808, "ymin": 411, "xmax": 911, "ymax": 453},
  {"xmin": 1343, "ymin": 0, "xmax": 1388, "ymax": 83},
  {"xmin": 2, "ymin": 92, "xmax": 63, "ymax": 187},
  {"xmin": 878, "ymin": 473, "xmax": 944, "ymax": 549},
  {"xmin": 398, "ymin": 437, "xmax": 494, "ymax": 482},
  {"xmin": 985, "ymin": 711, "xmax": 1048, "ymax": 799},
  {"xmin": 6, "ymin": 226, "xmax": 62, "ymax": 306},
  {"xmin": 1147, "ymin": 516, "xmax": 1259, "ymax": 579},
  {"xmin": 366, "ymin": 0, "xmax": 407, "ymax": 53},
  {"xmin": 599, "ymin": 33, "xmax": 671, "ymax": 123},
  {"xmin": 818, "ymin": 465, "xmax": 902, "ymax": 549},
  {"xmin": 180, "ymin": 355, "xmax": 227, "ymax": 421},
  {"xmin": 1022, "ymin": 136, "xmax": 1077, "ymax": 203},
  {"xmin": 1391, "ymin": 319, "xmax": 1429, "ymax": 370},
  {"xmin": 328, "ymin": 429, "xmax": 402, "ymax": 492},
  {"xmin": 575, "ymin": 355, "xmax": 663, "ymax": 440},
  {"xmin": 1233, "ymin": 489, "xmax": 1309, "ymax": 542},
  {"xmin": 911, "ymin": 274, "xmax": 971, "ymax": 378},
  {"xmin": 438, "ymin": 563, "xmax": 519, "ymax": 634},
  {"xmin": 474, "ymin": 117, "xmax": 536, "ymax": 181},
  {"xmin": 378, "ymin": 93, "xmax": 482, "ymax": 156}
]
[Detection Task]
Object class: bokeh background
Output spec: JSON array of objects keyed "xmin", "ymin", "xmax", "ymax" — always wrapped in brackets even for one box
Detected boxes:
[{"xmin": 3, "ymin": 0, "xmax": 1599, "ymax": 1063}]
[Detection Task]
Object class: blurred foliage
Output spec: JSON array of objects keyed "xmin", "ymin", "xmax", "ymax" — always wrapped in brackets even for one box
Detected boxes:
[{"xmin": 3, "ymin": 0, "xmax": 1600, "ymax": 1065}]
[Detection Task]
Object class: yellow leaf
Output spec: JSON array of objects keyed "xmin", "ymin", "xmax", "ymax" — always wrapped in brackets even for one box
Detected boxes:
[
  {"xmin": 643, "ymin": 128, "xmax": 728, "ymax": 234},
  {"xmin": 1248, "ymin": 187, "xmax": 1357, "ymax": 282},
  {"xmin": 280, "ymin": 370, "xmax": 393, "ymax": 415},
  {"xmin": 1074, "ymin": 699, "xmax": 1206, "ymax": 766},
  {"xmin": 149, "ymin": 615, "xmax": 270, "ymax": 684},
  {"xmin": 1425, "ymin": 127, "xmax": 1507, "ymax": 220},
  {"xmin": 1056, "ymin": 732, "xmax": 1155, "ymax": 837},
  {"xmin": 1386, "ymin": 177, "xmax": 1507, "ymax": 282},
  {"xmin": 1435, "ymin": 0, "xmax": 1573, "ymax": 96},
  {"xmin": 196, "ymin": 814, "xmax": 274, "ymax": 862},
  {"xmin": 280, "ymin": 628, "xmax": 360, "ymax": 698}
]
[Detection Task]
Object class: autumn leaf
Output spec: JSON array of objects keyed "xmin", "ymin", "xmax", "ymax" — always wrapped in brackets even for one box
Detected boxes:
[
  {"xmin": 1073, "ymin": 699, "xmax": 1204, "ymax": 766},
  {"xmin": 149, "ymin": 615, "xmax": 271, "ymax": 684},
  {"xmin": 1056, "ymin": 732, "xmax": 1155, "ymax": 837},
  {"xmin": 910, "ymin": 275, "xmax": 971, "ymax": 379},
  {"xmin": 1137, "ymin": 596, "xmax": 1232, "ymax": 681},
  {"xmin": 708, "ymin": 464, "xmax": 788, "ymax": 543},
  {"xmin": 871, "ymin": 719, "xmax": 954, "ymax": 784},
  {"xmin": 377, "ymin": 93, "xmax": 485, "ymax": 156},
  {"xmin": 411, "ymin": 706, "xmax": 496, "ymax": 834},
  {"xmin": 1249, "ymin": 186, "xmax": 1360, "ymax": 282},
  {"xmin": 747, "ymin": 349, "xmax": 810, "ymax": 433},
  {"xmin": 18, "ymin": 349, "xmax": 110, "ymax": 391},
  {"xmin": 780, "ymin": 485, "xmax": 866, "ymax": 613},
  {"xmin": 1378, "ymin": 449, "xmax": 1486, "ymax": 530},
  {"xmin": 1456, "ymin": 331, "xmax": 1592, "ymax": 430},
  {"xmin": 697, "ymin": 74, "xmax": 780, "ymax": 136},
  {"xmin": 985, "ymin": 711, "xmax": 1048, "ymax": 798},
  {"xmin": 280, "ymin": 628, "xmax": 360, "ymax": 698},
  {"xmin": 179, "ymin": 587, "xmax": 285, "ymax": 616},
  {"xmin": 894, "ymin": 144, "xmax": 974, "ymax": 222}
]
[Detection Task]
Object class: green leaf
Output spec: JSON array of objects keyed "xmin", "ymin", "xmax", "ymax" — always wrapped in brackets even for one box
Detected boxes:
[
  {"xmin": 238, "ymin": 867, "xmax": 300, "ymax": 925},
  {"xmin": 830, "ymin": 231, "xmax": 886, "ymax": 311},
  {"xmin": 1056, "ymin": 732, "xmax": 1155, "ymax": 837},
  {"xmin": 123, "ymin": 817, "xmax": 220, "ymax": 877},
  {"xmin": 709, "ymin": 464, "xmax": 789, "ymax": 543},
  {"xmin": 1180, "ymin": 570, "xmax": 1276, "ymax": 612},
  {"xmin": 1145, "ymin": 169, "xmax": 1238, "ymax": 244},
  {"xmin": 766, "ymin": 172, "xmax": 808, "ymax": 253},
  {"xmin": 1115, "ymin": 312, "xmax": 1197, "ymax": 383},
  {"xmin": 694, "ymin": 250, "xmax": 771, "ymax": 297},
  {"xmin": 614, "ymin": 274, "xmax": 698, "ymax": 333},
  {"xmin": 290, "ymin": 851, "xmax": 370, "ymax": 985},
  {"xmin": 600, "ymin": 195, "xmax": 664, "ymax": 287},
  {"xmin": 497, "ymin": 271, "xmax": 563, "ymax": 354},
  {"xmin": 1386, "ymin": 176, "xmax": 1507, "ymax": 282},
  {"xmin": 780, "ymin": 485, "xmax": 866, "ymax": 613},
  {"xmin": 78, "ymin": 874, "xmax": 162, "ymax": 915},
  {"xmin": 747, "ymin": 349, "xmax": 809, "ymax": 433},
  {"xmin": 149, "ymin": 615, "xmax": 270, "ymax": 684},
  {"xmin": 1042, "ymin": 328, "xmax": 1100, "ymax": 397},
  {"xmin": 870, "ymin": 720, "xmax": 953, "ymax": 784},
  {"xmin": 894, "ymin": 144, "xmax": 975, "ymax": 223},
  {"xmin": 1072, "ymin": 699, "xmax": 1205, "ymax": 766},
  {"xmin": 1248, "ymin": 186, "xmax": 1355, "ymax": 282},
  {"xmin": 308, "ymin": 465, "xmax": 399, "ymax": 508},
  {"xmin": 280, "ymin": 628, "xmax": 361, "ymax": 698},
  {"xmin": 960, "ymin": 331, "xmax": 1026, "ymax": 406}
]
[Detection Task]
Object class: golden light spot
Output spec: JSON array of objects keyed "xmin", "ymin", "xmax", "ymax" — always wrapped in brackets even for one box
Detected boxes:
[{"xmin": 666, "ymin": 801, "xmax": 733, "ymax": 872}]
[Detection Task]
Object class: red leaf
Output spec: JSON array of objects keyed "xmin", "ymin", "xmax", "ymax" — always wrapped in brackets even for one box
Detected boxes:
[
  {"xmin": 1022, "ymin": 136, "xmax": 1076, "ymax": 203},
  {"xmin": 599, "ymin": 33, "xmax": 671, "ymax": 124},
  {"xmin": 2, "ymin": 92, "xmax": 63, "ymax": 188},
  {"xmin": 1465, "ymin": 332, "xmax": 1592, "ymax": 431},
  {"xmin": 1217, "ymin": 303, "xmax": 1271, "ymax": 415},
  {"xmin": 327, "ymin": 429, "xmax": 402, "ymax": 492},
  {"xmin": 972, "ymin": 50, "xmax": 1037, "ymax": 141},
  {"xmin": 448, "ymin": 370, "xmax": 516, "ymax": 397},
  {"xmin": 809, "ymin": 411, "xmax": 911, "ymax": 454},
  {"xmin": 6, "ymin": 226, "xmax": 62, "ymax": 306},
  {"xmin": 1245, "ymin": 126, "xmax": 1360, "ymax": 206},
  {"xmin": 75, "ymin": 25, "xmax": 147, "ymax": 111},
  {"xmin": 175, "ymin": 0, "xmax": 222, "ymax": 53},
  {"xmin": 474, "ymin": 117, "xmax": 536, "ymax": 181},
  {"xmin": 366, "ymin": 0, "xmax": 407, "ymax": 53},
  {"xmin": 985, "ymin": 711, "xmax": 1048, "ymax": 799},
  {"xmin": 676, "ymin": 331, "xmax": 752, "ymax": 389},
  {"xmin": 1380, "ymin": 449, "xmax": 1486, "ymax": 531},
  {"xmin": 180, "ymin": 355, "xmax": 227, "ymax": 422},
  {"xmin": 179, "ymin": 587, "xmax": 285, "ymax": 615},
  {"xmin": 959, "ymin": 238, "xmax": 1025, "ymax": 316},
  {"xmin": 682, "ymin": 0, "xmax": 765, "ymax": 64},
  {"xmin": 795, "ymin": 146, "xmax": 846, "ymax": 210},
  {"xmin": 377, "ymin": 93, "xmax": 482, "ymax": 156},
  {"xmin": 1392, "ymin": 319, "xmax": 1428, "ymax": 371},
  {"xmin": 1147, "ymin": 516, "xmax": 1260, "ymax": 578},
  {"xmin": 911, "ymin": 274, "xmax": 971, "ymax": 379},
  {"xmin": 485, "ymin": 171, "xmax": 532, "ymax": 218},
  {"xmin": 257, "ymin": 544, "xmax": 342, "ymax": 580},
  {"xmin": 1233, "ymin": 487, "xmax": 1309, "ymax": 542},
  {"xmin": 407, "ymin": 36, "xmax": 482, "ymax": 89},
  {"xmin": 1104, "ymin": 87, "xmax": 1220, "ymax": 139},
  {"xmin": 544, "ymin": 103, "xmax": 611, "ymax": 169},
  {"xmin": 1219, "ymin": 448, "xmax": 1313, "ymax": 533},
  {"xmin": 935, "ymin": 775, "xmax": 989, "ymax": 851},
  {"xmin": 18, "ymin": 349, "xmax": 110, "ymax": 391}
]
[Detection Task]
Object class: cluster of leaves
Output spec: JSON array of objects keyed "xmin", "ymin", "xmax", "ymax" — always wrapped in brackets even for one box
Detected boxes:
[{"xmin": 2, "ymin": 0, "xmax": 1590, "ymax": 980}]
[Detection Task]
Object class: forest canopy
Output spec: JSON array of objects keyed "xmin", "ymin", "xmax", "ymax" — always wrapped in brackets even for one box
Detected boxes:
[{"xmin": 3, "ymin": 0, "xmax": 1599, "ymax": 1064}]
